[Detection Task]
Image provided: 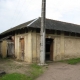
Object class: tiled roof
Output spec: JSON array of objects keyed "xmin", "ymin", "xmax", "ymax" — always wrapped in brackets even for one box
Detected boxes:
[{"xmin": 1, "ymin": 17, "xmax": 80, "ymax": 35}]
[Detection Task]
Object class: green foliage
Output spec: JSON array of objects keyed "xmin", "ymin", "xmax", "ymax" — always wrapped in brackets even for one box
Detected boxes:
[{"xmin": 60, "ymin": 58, "xmax": 80, "ymax": 64}]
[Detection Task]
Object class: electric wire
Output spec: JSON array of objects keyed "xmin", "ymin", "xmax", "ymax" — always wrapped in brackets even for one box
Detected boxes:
[
  {"xmin": 9, "ymin": 0, "xmax": 21, "ymax": 28},
  {"xmin": 11, "ymin": 0, "xmax": 27, "ymax": 27}
]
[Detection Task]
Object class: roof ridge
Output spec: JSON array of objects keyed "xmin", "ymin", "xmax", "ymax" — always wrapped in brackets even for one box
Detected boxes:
[
  {"xmin": 27, "ymin": 17, "xmax": 39, "ymax": 27},
  {"xmin": 45, "ymin": 18, "xmax": 80, "ymax": 26}
]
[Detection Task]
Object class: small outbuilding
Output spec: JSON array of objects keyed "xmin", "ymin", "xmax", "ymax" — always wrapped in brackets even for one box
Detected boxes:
[{"xmin": 0, "ymin": 17, "xmax": 80, "ymax": 63}]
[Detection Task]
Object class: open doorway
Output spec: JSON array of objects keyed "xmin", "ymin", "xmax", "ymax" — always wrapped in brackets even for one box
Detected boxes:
[
  {"xmin": 45, "ymin": 38, "xmax": 53, "ymax": 61},
  {"xmin": 7, "ymin": 36, "xmax": 15, "ymax": 58},
  {"xmin": 7, "ymin": 41, "xmax": 14, "ymax": 57}
]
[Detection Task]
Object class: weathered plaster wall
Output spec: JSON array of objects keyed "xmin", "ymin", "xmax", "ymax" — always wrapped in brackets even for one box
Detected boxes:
[
  {"xmin": 15, "ymin": 35, "xmax": 19, "ymax": 59},
  {"xmin": 27, "ymin": 31, "xmax": 32, "ymax": 63},
  {"xmin": 0, "ymin": 42, "xmax": 1, "ymax": 56},
  {"xmin": 64, "ymin": 37, "xmax": 80, "ymax": 59},
  {"xmin": 36, "ymin": 32, "xmax": 80, "ymax": 62},
  {"xmin": 1, "ymin": 40, "xmax": 7, "ymax": 58},
  {"xmin": 15, "ymin": 32, "xmax": 33, "ymax": 63},
  {"xmin": 36, "ymin": 33, "xmax": 40, "ymax": 63},
  {"xmin": 15, "ymin": 34, "xmax": 26, "ymax": 60},
  {"xmin": 15, "ymin": 31, "xmax": 80, "ymax": 63},
  {"xmin": 32, "ymin": 31, "xmax": 37, "ymax": 62},
  {"xmin": 54, "ymin": 36, "xmax": 61, "ymax": 61},
  {"xmin": 54, "ymin": 34, "xmax": 80, "ymax": 61},
  {"xmin": 36, "ymin": 33, "xmax": 61, "ymax": 62}
]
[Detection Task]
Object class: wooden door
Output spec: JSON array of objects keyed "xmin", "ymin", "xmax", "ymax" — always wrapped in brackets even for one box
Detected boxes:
[{"xmin": 20, "ymin": 38, "xmax": 24, "ymax": 60}]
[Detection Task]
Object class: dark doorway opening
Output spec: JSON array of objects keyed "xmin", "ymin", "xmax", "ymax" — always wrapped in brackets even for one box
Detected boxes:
[
  {"xmin": 7, "ymin": 36, "xmax": 15, "ymax": 58},
  {"xmin": 7, "ymin": 41, "xmax": 14, "ymax": 57},
  {"xmin": 46, "ymin": 38, "xmax": 53, "ymax": 61}
]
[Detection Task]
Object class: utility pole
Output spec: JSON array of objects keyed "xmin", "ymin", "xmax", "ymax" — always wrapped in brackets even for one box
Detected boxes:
[{"xmin": 40, "ymin": 0, "xmax": 46, "ymax": 65}]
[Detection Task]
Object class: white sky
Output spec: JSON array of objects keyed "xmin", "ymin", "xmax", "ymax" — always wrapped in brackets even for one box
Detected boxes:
[{"xmin": 0, "ymin": 0, "xmax": 80, "ymax": 33}]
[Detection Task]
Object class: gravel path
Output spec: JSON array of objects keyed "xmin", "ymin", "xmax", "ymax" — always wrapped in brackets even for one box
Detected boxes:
[{"xmin": 37, "ymin": 62, "xmax": 80, "ymax": 80}]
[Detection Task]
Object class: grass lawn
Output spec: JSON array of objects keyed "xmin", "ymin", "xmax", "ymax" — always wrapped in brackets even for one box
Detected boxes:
[
  {"xmin": 0, "ymin": 73, "xmax": 27, "ymax": 80},
  {"xmin": 60, "ymin": 58, "xmax": 80, "ymax": 65}
]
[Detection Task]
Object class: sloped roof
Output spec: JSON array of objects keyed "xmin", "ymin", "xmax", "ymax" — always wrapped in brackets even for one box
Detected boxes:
[
  {"xmin": 1, "ymin": 17, "xmax": 80, "ymax": 35},
  {"xmin": 29, "ymin": 17, "xmax": 80, "ymax": 33},
  {"xmin": 0, "ymin": 19, "xmax": 35, "ymax": 35}
]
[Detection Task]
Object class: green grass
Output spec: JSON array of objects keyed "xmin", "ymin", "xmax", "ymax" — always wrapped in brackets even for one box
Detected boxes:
[
  {"xmin": 0, "ymin": 64, "xmax": 43, "ymax": 80},
  {"xmin": 29, "ymin": 64, "xmax": 43, "ymax": 79},
  {"xmin": 60, "ymin": 58, "xmax": 80, "ymax": 65},
  {"xmin": 0, "ymin": 73, "xmax": 27, "ymax": 80}
]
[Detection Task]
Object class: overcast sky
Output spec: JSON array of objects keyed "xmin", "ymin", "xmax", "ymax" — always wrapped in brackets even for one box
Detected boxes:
[{"xmin": 0, "ymin": 0, "xmax": 80, "ymax": 33}]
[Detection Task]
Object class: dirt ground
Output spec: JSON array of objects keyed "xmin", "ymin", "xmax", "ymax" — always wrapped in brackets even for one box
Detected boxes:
[
  {"xmin": 0, "ymin": 58, "xmax": 30, "ymax": 75},
  {"xmin": 1, "ymin": 58, "xmax": 80, "ymax": 80},
  {"xmin": 37, "ymin": 62, "xmax": 80, "ymax": 80}
]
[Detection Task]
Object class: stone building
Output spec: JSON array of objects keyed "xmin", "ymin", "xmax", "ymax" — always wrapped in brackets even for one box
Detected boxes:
[{"xmin": 0, "ymin": 17, "xmax": 80, "ymax": 63}]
